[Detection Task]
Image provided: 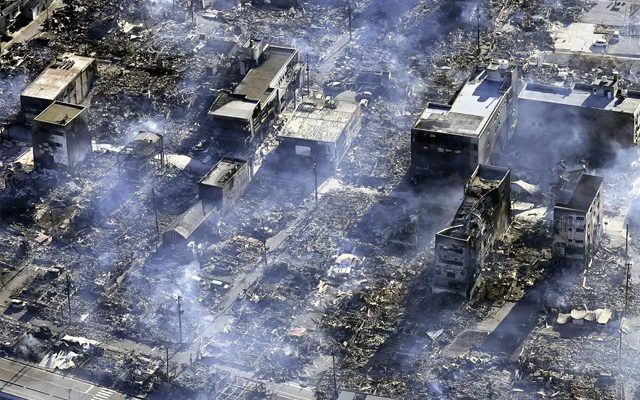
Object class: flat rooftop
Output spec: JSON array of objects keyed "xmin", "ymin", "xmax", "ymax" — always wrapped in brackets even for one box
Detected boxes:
[
  {"xmin": 122, "ymin": 131, "xmax": 163, "ymax": 159},
  {"xmin": 34, "ymin": 102, "xmax": 85, "ymax": 126},
  {"xmin": 581, "ymin": 0, "xmax": 640, "ymax": 26},
  {"xmin": 519, "ymin": 83, "xmax": 640, "ymax": 114},
  {"xmin": 557, "ymin": 174, "xmax": 603, "ymax": 212},
  {"xmin": 278, "ymin": 99, "xmax": 360, "ymax": 143},
  {"xmin": 234, "ymin": 46, "xmax": 297, "ymax": 109},
  {"xmin": 200, "ymin": 157, "xmax": 246, "ymax": 188},
  {"xmin": 415, "ymin": 75, "xmax": 506, "ymax": 137},
  {"xmin": 22, "ymin": 54, "xmax": 95, "ymax": 101}
]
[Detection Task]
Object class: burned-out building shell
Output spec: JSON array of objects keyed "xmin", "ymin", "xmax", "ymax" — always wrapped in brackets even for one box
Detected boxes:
[
  {"xmin": 276, "ymin": 97, "xmax": 362, "ymax": 172},
  {"xmin": 31, "ymin": 102, "xmax": 91, "ymax": 170},
  {"xmin": 117, "ymin": 131, "xmax": 165, "ymax": 183},
  {"xmin": 433, "ymin": 165, "xmax": 511, "ymax": 296},
  {"xmin": 208, "ymin": 39, "xmax": 303, "ymax": 147},
  {"xmin": 553, "ymin": 174, "xmax": 604, "ymax": 268},
  {"xmin": 198, "ymin": 157, "xmax": 251, "ymax": 210}
]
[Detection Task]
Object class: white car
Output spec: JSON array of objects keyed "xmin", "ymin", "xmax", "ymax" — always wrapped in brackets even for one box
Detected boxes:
[{"xmin": 593, "ymin": 38, "xmax": 608, "ymax": 47}]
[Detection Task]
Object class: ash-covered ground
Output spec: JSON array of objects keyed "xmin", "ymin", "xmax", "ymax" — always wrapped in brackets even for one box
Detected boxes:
[{"xmin": 1, "ymin": 0, "xmax": 640, "ymax": 399}]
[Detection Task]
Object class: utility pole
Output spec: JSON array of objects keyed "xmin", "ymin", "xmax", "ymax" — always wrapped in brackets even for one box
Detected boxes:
[
  {"xmin": 347, "ymin": 1, "xmax": 352, "ymax": 42},
  {"xmin": 619, "ymin": 260, "xmax": 632, "ymax": 397},
  {"xmin": 176, "ymin": 295, "xmax": 183, "ymax": 345},
  {"xmin": 313, "ymin": 162, "xmax": 318, "ymax": 209},
  {"xmin": 331, "ymin": 351, "xmax": 338, "ymax": 399},
  {"xmin": 65, "ymin": 274, "xmax": 72, "ymax": 320},
  {"xmin": 306, "ymin": 53, "xmax": 310, "ymax": 97},
  {"xmin": 191, "ymin": 0, "xmax": 195, "ymax": 23},
  {"xmin": 165, "ymin": 346, "xmax": 170, "ymax": 382},
  {"xmin": 626, "ymin": 223, "xmax": 629, "ymax": 256},
  {"xmin": 476, "ymin": 5, "xmax": 481, "ymax": 57},
  {"xmin": 152, "ymin": 189, "xmax": 160, "ymax": 249}
]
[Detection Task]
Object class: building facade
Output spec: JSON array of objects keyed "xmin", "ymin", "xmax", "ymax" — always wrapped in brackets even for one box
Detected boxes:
[
  {"xmin": 553, "ymin": 174, "xmax": 604, "ymax": 268},
  {"xmin": 199, "ymin": 157, "xmax": 252, "ymax": 210},
  {"xmin": 517, "ymin": 74, "xmax": 640, "ymax": 165},
  {"xmin": 208, "ymin": 39, "xmax": 303, "ymax": 147},
  {"xmin": 433, "ymin": 165, "xmax": 511, "ymax": 296},
  {"xmin": 411, "ymin": 61, "xmax": 518, "ymax": 179},
  {"xmin": 32, "ymin": 102, "xmax": 90, "ymax": 169},
  {"xmin": 21, "ymin": 54, "xmax": 97, "ymax": 125},
  {"xmin": 276, "ymin": 97, "xmax": 362, "ymax": 172}
]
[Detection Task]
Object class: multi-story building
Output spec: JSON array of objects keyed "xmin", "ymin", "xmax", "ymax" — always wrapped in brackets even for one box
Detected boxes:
[
  {"xmin": 208, "ymin": 39, "xmax": 303, "ymax": 147},
  {"xmin": 276, "ymin": 97, "xmax": 362, "ymax": 172},
  {"xmin": 31, "ymin": 102, "xmax": 91, "ymax": 170},
  {"xmin": 433, "ymin": 165, "xmax": 511, "ymax": 296},
  {"xmin": 553, "ymin": 174, "xmax": 604, "ymax": 268},
  {"xmin": 411, "ymin": 61, "xmax": 517, "ymax": 179},
  {"xmin": 518, "ymin": 73, "xmax": 640, "ymax": 164},
  {"xmin": 21, "ymin": 53, "xmax": 97, "ymax": 126},
  {"xmin": 198, "ymin": 157, "xmax": 252, "ymax": 210}
]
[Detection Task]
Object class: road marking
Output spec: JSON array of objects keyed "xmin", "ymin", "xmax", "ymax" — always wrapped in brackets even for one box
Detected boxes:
[{"xmin": 91, "ymin": 388, "xmax": 115, "ymax": 400}]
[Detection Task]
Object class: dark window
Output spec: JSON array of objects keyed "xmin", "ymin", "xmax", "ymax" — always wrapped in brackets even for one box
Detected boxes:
[{"xmin": 446, "ymin": 272, "xmax": 456, "ymax": 279}]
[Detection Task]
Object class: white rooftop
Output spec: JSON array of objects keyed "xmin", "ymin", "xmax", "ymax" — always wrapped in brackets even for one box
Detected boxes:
[
  {"xmin": 22, "ymin": 54, "xmax": 95, "ymax": 101},
  {"xmin": 209, "ymin": 100, "xmax": 257, "ymax": 121},
  {"xmin": 519, "ymin": 83, "xmax": 640, "ymax": 114},
  {"xmin": 278, "ymin": 99, "xmax": 360, "ymax": 143},
  {"xmin": 416, "ymin": 74, "xmax": 507, "ymax": 138}
]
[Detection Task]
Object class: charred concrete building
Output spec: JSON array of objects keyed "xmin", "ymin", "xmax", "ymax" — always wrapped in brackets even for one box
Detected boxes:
[
  {"xmin": 31, "ymin": 102, "xmax": 90, "ymax": 170},
  {"xmin": 411, "ymin": 61, "xmax": 517, "ymax": 179},
  {"xmin": 518, "ymin": 74, "xmax": 640, "ymax": 164},
  {"xmin": 199, "ymin": 157, "xmax": 251, "ymax": 210},
  {"xmin": 433, "ymin": 165, "xmax": 511, "ymax": 296},
  {"xmin": 21, "ymin": 54, "xmax": 97, "ymax": 126},
  {"xmin": 208, "ymin": 39, "xmax": 303, "ymax": 146},
  {"xmin": 163, "ymin": 158, "xmax": 252, "ymax": 245},
  {"xmin": 276, "ymin": 97, "xmax": 362, "ymax": 172},
  {"xmin": 117, "ymin": 131, "xmax": 165, "ymax": 183},
  {"xmin": 553, "ymin": 174, "xmax": 604, "ymax": 268}
]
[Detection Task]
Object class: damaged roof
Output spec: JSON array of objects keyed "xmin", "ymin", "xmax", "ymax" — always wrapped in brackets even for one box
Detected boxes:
[
  {"xmin": 234, "ymin": 45, "xmax": 298, "ymax": 108},
  {"xmin": 164, "ymin": 200, "xmax": 218, "ymax": 241},
  {"xmin": 34, "ymin": 102, "xmax": 85, "ymax": 126},
  {"xmin": 21, "ymin": 54, "xmax": 95, "ymax": 101},
  {"xmin": 278, "ymin": 99, "xmax": 361, "ymax": 143},
  {"xmin": 557, "ymin": 174, "xmax": 603, "ymax": 211},
  {"xmin": 200, "ymin": 157, "xmax": 246, "ymax": 188}
]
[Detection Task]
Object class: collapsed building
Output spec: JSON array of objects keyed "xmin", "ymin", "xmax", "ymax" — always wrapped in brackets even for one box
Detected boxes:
[
  {"xmin": 117, "ymin": 131, "xmax": 165, "ymax": 183},
  {"xmin": 517, "ymin": 73, "xmax": 640, "ymax": 164},
  {"xmin": 276, "ymin": 97, "xmax": 362, "ymax": 172},
  {"xmin": 433, "ymin": 165, "xmax": 511, "ymax": 296},
  {"xmin": 20, "ymin": 53, "xmax": 97, "ymax": 126},
  {"xmin": 164, "ymin": 158, "xmax": 251, "ymax": 245},
  {"xmin": 553, "ymin": 174, "xmax": 604, "ymax": 268},
  {"xmin": 208, "ymin": 39, "xmax": 303, "ymax": 147},
  {"xmin": 31, "ymin": 102, "xmax": 90, "ymax": 170},
  {"xmin": 410, "ymin": 61, "xmax": 518, "ymax": 179}
]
